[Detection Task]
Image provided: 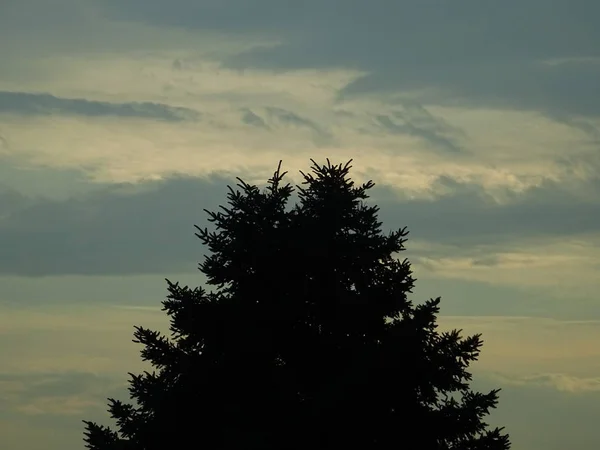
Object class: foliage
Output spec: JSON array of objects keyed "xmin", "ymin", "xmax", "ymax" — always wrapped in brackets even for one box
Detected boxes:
[{"xmin": 83, "ymin": 159, "xmax": 510, "ymax": 449}]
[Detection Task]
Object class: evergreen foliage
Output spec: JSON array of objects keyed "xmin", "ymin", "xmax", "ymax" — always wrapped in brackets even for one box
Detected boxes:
[{"xmin": 83, "ymin": 159, "xmax": 510, "ymax": 450}]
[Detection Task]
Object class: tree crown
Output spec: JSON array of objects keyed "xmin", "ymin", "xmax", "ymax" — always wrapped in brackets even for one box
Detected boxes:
[{"xmin": 83, "ymin": 159, "xmax": 510, "ymax": 450}]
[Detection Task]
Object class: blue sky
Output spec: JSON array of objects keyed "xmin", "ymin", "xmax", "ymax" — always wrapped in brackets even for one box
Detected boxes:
[{"xmin": 1, "ymin": 1, "xmax": 599, "ymax": 448}]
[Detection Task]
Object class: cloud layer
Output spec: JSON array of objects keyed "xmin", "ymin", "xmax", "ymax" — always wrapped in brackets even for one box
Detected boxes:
[
  {"xmin": 0, "ymin": 91, "xmax": 201, "ymax": 121},
  {"xmin": 2, "ymin": 170, "xmax": 599, "ymax": 278},
  {"xmin": 3, "ymin": 306, "xmax": 600, "ymax": 450},
  {"xmin": 1, "ymin": 2, "xmax": 599, "ymax": 450},
  {"xmin": 102, "ymin": 0, "xmax": 600, "ymax": 117}
]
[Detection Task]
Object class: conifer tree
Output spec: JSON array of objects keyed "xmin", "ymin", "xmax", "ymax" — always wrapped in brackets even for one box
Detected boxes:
[{"xmin": 83, "ymin": 159, "xmax": 510, "ymax": 450}]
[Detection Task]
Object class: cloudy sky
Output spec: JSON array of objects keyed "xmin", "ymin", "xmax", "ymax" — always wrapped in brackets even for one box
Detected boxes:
[{"xmin": 1, "ymin": 0, "xmax": 599, "ymax": 448}]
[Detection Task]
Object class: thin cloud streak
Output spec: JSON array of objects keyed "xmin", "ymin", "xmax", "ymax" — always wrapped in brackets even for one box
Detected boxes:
[{"xmin": 0, "ymin": 91, "xmax": 201, "ymax": 122}]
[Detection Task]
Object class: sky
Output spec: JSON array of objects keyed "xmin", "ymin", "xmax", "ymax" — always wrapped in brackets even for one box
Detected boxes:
[{"xmin": 0, "ymin": 0, "xmax": 599, "ymax": 448}]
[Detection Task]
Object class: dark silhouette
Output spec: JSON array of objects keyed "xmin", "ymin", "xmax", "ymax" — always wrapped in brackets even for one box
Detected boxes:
[{"xmin": 83, "ymin": 159, "xmax": 510, "ymax": 449}]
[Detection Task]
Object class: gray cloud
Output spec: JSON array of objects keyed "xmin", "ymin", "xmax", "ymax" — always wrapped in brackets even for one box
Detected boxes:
[
  {"xmin": 546, "ymin": 112, "xmax": 600, "ymax": 144},
  {"xmin": 233, "ymin": 106, "xmax": 333, "ymax": 143},
  {"xmin": 0, "ymin": 155, "xmax": 98, "ymax": 200},
  {"xmin": 0, "ymin": 176, "xmax": 228, "ymax": 276},
  {"xmin": 0, "ymin": 185, "xmax": 29, "ymax": 218},
  {"xmin": 0, "ymin": 370, "xmax": 126, "ymax": 448},
  {"xmin": 265, "ymin": 107, "xmax": 332, "ymax": 143},
  {"xmin": 241, "ymin": 108, "xmax": 269, "ymax": 129},
  {"xmin": 96, "ymin": 0, "xmax": 600, "ymax": 117},
  {"xmin": 375, "ymin": 175, "xmax": 600, "ymax": 246},
  {"xmin": 471, "ymin": 373, "xmax": 600, "ymax": 450},
  {"xmin": 0, "ymin": 371, "xmax": 119, "ymax": 401},
  {"xmin": 1, "ymin": 165, "xmax": 598, "ymax": 276},
  {"xmin": 0, "ymin": 91, "xmax": 201, "ymax": 121},
  {"xmin": 470, "ymin": 255, "xmax": 502, "ymax": 267},
  {"xmin": 100, "ymin": 0, "xmax": 597, "ymax": 58},
  {"xmin": 340, "ymin": 59, "xmax": 600, "ymax": 117},
  {"xmin": 373, "ymin": 102, "xmax": 466, "ymax": 153}
]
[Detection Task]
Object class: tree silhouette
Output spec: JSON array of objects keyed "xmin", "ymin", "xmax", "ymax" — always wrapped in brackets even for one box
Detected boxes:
[{"xmin": 83, "ymin": 159, "xmax": 510, "ymax": 450}]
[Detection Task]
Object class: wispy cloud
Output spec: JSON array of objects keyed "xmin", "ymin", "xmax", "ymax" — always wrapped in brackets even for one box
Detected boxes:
[
  {"xmin": 373, "ymin": 105, "xmax": 465, "ymax": 154},
  {"xmin": 1, "ymin": 170, "xmax": 598, "ymax": 288},
  {"xmin": 240, "ymin": 107, "xmax": 269, "ymax": 129},
  {"xmin": 490, "ymin": 372, "xmax": 600, "ymax": 393},
  {"xmin": 0, "ymin": 91, "xmax": 201, "ymax": 121},
  {"xmin": 1, "ymin": 2, "xmax": 599, "ymax": 448},
  {"xmin": 265, "ymin": 106, "xmax": 332, "ymax": 143}
]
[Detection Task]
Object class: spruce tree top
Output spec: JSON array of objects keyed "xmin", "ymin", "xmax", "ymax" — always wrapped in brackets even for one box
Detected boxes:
[{"xmin": 84, "ymin": 159, "xmax": 510, "ymax": 450}]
